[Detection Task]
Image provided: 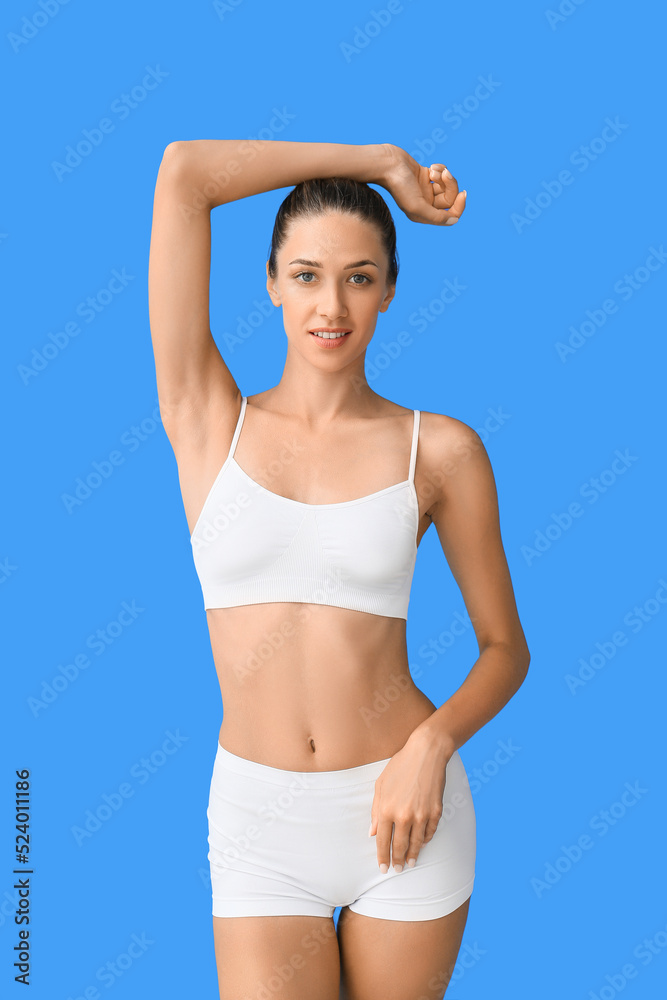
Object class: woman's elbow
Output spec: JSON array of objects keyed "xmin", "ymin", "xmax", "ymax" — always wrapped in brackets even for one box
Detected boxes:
[
  {"xmin": 516, "ymin": 643, "xmax": 531, "ymax": 678},
  {"xmin": 157, "ymin": 141, "xmax": 194, "ymax": 186}
]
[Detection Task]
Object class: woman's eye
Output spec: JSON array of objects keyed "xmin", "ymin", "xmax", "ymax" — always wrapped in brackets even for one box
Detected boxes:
[{"xmin": 294, "ymin": 272, "xmax": 371, "ymax": 285}]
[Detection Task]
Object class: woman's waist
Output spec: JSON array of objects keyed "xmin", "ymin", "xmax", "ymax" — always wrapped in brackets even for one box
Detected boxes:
[
  {"xmin": 216, "ymin": 677, "xmax": 437, "ymax": 771},
  {"xmin": 217, "ymin": 711, "xmax": 435, "ymax": 771},
  {"xmin": 212, "ymin": 636, "xmax": 420, "ymax": 711}
]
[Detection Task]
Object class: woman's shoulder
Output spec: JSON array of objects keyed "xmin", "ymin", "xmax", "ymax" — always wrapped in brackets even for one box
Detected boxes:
[
  {"xmin": 379, "ymin": 393, "xmax": 479, "ymax": 444},
  {"xmin": 415, "ymin": 405, "xmax": 490, "ymax": 473},
  {"xmin": 386, "ymin": 394, "xmax": 474, "ymax": 435}
]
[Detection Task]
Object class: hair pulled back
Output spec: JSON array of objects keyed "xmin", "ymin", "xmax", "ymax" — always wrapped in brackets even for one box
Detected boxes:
[{"xmin": 266, "ymin": 177, "xmax": 399, "ymax": 286}]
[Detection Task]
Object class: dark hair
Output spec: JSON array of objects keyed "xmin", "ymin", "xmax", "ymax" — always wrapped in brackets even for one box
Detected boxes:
[{"xmin": 266, "ymin": 176, "xmax": 399, "ymax": 286}]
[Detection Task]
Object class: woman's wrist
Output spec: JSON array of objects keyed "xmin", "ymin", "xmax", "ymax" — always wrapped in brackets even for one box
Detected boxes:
[{"xmin": 358, "ymin": 142, "xmax": 398, "ymax": 188}]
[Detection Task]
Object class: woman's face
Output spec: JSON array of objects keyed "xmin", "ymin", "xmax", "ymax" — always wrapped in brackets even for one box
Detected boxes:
[{"xmin": 266, "ymin": 211, "xmax": 396, "ymax": 364}]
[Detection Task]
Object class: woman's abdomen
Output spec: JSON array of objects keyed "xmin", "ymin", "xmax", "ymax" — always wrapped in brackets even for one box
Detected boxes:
[{"xmin": 206, "ymin": 602, "xmax": 438, "ymax": 770}]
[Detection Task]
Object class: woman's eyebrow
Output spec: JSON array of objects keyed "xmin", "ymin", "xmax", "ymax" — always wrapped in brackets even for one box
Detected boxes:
[{"xmin": 287, "ymin": 258, "xmax": 379, "ymax": 269}]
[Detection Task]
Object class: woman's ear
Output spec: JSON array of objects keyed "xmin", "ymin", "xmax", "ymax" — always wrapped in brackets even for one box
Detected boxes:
[
  {"xmin": 266, "ymin": 261, "xmax": 281, "ymax": 306},
  {"xmin": 378, "ymin": 283, "xmax": 396, "ymax": 314}
]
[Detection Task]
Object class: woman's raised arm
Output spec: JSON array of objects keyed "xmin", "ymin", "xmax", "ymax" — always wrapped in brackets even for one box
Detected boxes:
[
  {"xmin": 148, "ymin": 142, "xmax": 240, "ymax": 446},
  {"xmin": 147, "ymin": 139, "xmax": 392, "ymax": 446}
]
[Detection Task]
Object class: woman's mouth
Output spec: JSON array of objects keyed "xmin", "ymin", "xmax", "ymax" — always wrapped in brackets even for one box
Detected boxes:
[{"xmin": 309, "ymin": 329, "xmax": 352, "ymax": 348}]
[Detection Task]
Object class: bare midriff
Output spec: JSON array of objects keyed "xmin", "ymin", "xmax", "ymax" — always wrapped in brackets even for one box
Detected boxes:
[{"xmin": 206, "ymin": 601, "xmax": 437, "ymax": 771}]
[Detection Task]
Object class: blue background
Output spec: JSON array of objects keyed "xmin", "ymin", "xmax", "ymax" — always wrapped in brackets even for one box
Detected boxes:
[{"xmin": 3, "ymin": 1, "xmax": 666, "ymax": 997}]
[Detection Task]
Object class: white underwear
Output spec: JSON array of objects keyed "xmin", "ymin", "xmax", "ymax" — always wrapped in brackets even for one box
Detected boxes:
[{"xmin": 207, "ymin": 741, "xmax": 476, "ymax": 922}]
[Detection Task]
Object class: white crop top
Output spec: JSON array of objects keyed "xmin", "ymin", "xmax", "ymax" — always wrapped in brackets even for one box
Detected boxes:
[{"xmin": 190, "ymin": 397, "xmax": 421, "ymax": 620}]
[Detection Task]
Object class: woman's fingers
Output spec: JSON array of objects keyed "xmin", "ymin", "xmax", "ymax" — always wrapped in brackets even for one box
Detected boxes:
[
  {"xmin": 427, "ymin": 165, "xmax": 467, "ymax": 225},
  {"xmin": 429, "ymin": 164, "xmax": 465, "ymax": 203},
  {"xmin": 393, "ymin": 822, "xmax": 426, "ymax": 872},
  {"xmin": 387, "ymin": 822, "xmax": 411, "ymax": 873},
  {"xmin": 374, "ymin": 816, "xmax": 393, "ymax": 873},
  {"xmin": 429, "ymin": 163, "xmax": 458, "ymax": 197},
  {"xmin": 443, "ymin": 189, "xmax": 468, "ymax": 225},
  {"xmin": 375, "ymin": 815, "xmax": 429, "ymax": 872},
  {"xmin": 382, "ymin": 148, "xmax": 466, "ymax": 226}
]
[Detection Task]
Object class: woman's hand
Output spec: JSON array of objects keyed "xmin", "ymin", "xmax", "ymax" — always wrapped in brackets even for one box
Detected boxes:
[
  {"xmin": 379, "ymin": 143, "xmax": 467, "ymax": 227},
  {"xmin": 369, "ymin": 733, "xmax": 452, "ymax": 873}
]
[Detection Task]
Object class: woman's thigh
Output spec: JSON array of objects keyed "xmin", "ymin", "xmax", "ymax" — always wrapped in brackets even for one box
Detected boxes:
[
  {"xmin": 336, "ymin": 896, "xmax": 471, "ymax": 1000},
  {"xmin": 213, "ymin": 913, "xmax": 341, "ymax": 1000}
]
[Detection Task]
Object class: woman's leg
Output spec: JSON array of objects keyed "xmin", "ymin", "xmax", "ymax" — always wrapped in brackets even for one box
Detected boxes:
[
  {"xmin": 213, "ymin": 913, "xmax": 341, "ymax": 1000},
  {"xmin": 336, "ymin": 896, "xmax": 471, "ymax": 1000}
]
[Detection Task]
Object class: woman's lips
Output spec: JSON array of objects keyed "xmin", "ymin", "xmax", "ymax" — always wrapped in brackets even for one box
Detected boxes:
[{"xmin": 309, "ymin": 331, "xmax": 352, "ymax": 348}]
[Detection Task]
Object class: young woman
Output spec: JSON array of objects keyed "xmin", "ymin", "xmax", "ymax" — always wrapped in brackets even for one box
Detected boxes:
[{"xmin": 148, "ymin": 139, "xmax": 530, "ymax": 1000}]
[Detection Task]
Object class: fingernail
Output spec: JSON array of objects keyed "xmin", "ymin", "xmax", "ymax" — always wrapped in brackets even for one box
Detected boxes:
[
  {"xmin": 379, "ymin": 863, "xmax": 388, "ymax": 874},
  {"xmin": 445, "ymin": 218, "xmax": 458, "ymax": 226},
  {"xmin": 442, "ymin": 167, "xmax": 452, "ymax": 178},
  {"xmin": 368, "ymin": 823, "xmax": 373, "ymax": 837},
  {"xmin": 462, "ymin": 190, "xmax": 468, "ymax": 198},
  {"xmin": 407, "ymin": 858, "xmax": 416, "ymax": 868},
  {"xmin": 394, "ymin": 864, "xmax": 403, "ymax": 873}
]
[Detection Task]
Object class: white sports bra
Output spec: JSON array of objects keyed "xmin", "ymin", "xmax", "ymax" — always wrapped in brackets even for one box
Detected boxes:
[{"xmin": 190, "ymin": 397, "xmax": 421, "ymax": 620}]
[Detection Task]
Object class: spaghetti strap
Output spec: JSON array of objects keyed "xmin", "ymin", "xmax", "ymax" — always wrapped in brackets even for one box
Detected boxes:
[
  {"xmin": 408, "ymin": 409, "xmax": 420, "ymax": 483},
  {"xmin": 228, "ymin": 396, "xmax": 247, "ymax": 460}
]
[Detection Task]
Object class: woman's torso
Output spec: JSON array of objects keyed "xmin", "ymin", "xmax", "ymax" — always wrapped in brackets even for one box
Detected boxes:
[{"xmin": 177, "ymin": 390, "xmax": 438, "ymax": 771}]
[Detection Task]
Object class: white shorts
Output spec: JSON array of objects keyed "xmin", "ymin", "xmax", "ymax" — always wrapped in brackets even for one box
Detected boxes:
[{"xmin": 207, "ymin": 741, "xmax": 476, "ymax": 922}]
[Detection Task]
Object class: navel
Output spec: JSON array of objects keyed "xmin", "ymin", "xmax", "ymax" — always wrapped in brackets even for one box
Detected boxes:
[{"xmin": 308, "ymin": 737, "xmax": 316, "ymax": 753}]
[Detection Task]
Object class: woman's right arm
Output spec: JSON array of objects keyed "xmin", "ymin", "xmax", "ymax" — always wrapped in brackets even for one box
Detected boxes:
[
  {"xmin": 148, "ymin": 139, "xmax": 392, "ymax": 432},
  {"xmin": 148, "ymin": 141, "xmax": 241, "ymax": 450}
]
